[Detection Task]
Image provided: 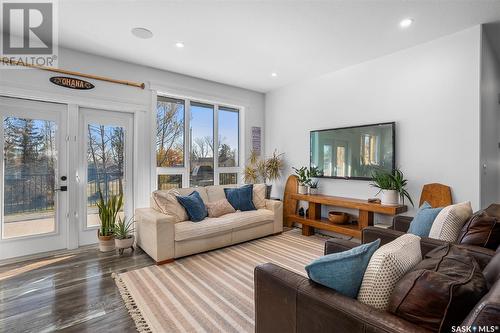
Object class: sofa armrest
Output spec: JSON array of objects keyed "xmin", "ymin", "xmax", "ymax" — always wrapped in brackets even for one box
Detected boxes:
[
  {"xmin": 135, "ymin": 208, "xmax": 176, "ymax": 263},
  {"xmin": 255, "ymin": 263, "xmax": 431, "ymax": 333},
  {"xmin": 324, "ymin": 238, "xmax": 359, "ymax": 255},
  {"xmin": 265, "ymin": 199, "xmax": 283, "ymax": 234},
  {"xmin": 393, "ymin": 215, "xmax": 413, "ymax": 232}
]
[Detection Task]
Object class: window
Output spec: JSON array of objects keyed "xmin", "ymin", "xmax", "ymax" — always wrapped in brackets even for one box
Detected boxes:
[
  {"xmin": 155, "ymin": 95, "xmax": 240, "ymax": 189},
  {"xmin": 218, "ymin": 107, "xmax": 239, "ymax": 167},
  {"xmin": 156, "ymin": 97, "xmax": 184, "ymax": 168},
  {"xmin": 190, "ymin": 102, "xmax": 214, "ymax": 187}
]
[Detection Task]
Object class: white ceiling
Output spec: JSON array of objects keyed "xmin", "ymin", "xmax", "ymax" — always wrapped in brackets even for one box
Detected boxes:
[{"xmin": 57, "ymin": 0, "xmax": 500, "ymax": 93}]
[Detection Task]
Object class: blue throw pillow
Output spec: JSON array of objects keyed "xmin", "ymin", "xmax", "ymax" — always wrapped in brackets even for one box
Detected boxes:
[
  {"xmin": 224, "ymin": 184, "xmax": 256, "ymax": 211},
  {"xmin": 408, "ymin": 201, "xmax": 443, "ymax": 237},
  {"xmin": 176, "ymin": 191, "xmax": 207, "ymax": 222},
  {"xmin": 305, "ymin": 239, "xmax": 380, "ymax": 298}
]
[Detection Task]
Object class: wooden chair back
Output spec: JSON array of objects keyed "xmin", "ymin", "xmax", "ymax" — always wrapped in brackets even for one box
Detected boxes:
[
  {"xmin": 283, "ymin": 175, "xmax": 299, "ymax": 227},
  {"xmin": 419, "ymin": 183, "xmax": 452, "ymax": 208}
]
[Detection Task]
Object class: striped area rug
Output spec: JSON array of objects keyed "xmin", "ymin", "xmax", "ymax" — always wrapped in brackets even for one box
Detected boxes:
[{"xmin": 113, "ymin": 229, "xmax": 326, "ymax": 333}]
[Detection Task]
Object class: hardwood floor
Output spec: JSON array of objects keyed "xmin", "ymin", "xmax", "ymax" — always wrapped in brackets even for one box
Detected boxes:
[{"xmin": 0, "ymin": 246, "xmax": 154, "ymax": 332}]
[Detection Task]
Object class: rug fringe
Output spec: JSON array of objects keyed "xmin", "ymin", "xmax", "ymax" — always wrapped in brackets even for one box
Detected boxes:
[{"xmin": 112, "ymin": 272, "xmax": 152, "ymax": 333}]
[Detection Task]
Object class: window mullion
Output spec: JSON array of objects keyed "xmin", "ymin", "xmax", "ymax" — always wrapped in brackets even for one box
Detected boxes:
[
  {"xmin": 214, "ymin": 104, "xmax": 219, "ymax": 185},
  {"xmin": 184, "ymin": 100, "xmax": 191, "ymax": 188}
]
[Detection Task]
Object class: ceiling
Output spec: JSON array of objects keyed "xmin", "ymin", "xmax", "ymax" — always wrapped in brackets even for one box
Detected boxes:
[{"xmin": 55, "ymin": 0, "xmax": 500, "ymax": 93}]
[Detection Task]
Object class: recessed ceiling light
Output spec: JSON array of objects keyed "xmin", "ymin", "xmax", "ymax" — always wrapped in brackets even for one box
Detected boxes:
[
  {"xmin": 399, "ymin": 18, "xmax": 414, "ymax": 28},
  {"xmin": 271, "ymin": 72, "xmax": 277, "ymax": 77},
  {"xmin": 131, "ymin": 27, "xmax": 153, "ymax": 39},
  {"xmin": 175, "ymin": 42, "xmax": 185, "ymax": 48}
]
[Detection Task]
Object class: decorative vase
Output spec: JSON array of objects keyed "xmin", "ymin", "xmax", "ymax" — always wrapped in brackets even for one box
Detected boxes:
[
  {"xmin": 98, "ymin": 231, "xmax": 115, "ymax": 252},
  {"xmin": 115, "ymin": 236, "xmax": 135, "ymax": 255},
  {"xmin": 265, "ymin": 184, "xmax": 272, "ymax": 199},
  {"xmin": 380, "ymin": 190, "xmax": 399, "ymax": 205},
  {"xmin": 308, "ymin": 187, "xmax": 318, "ymax": 195},
  {"xmin": 298, "ymin": 184, "xmax": 308, "ymax": 194}
]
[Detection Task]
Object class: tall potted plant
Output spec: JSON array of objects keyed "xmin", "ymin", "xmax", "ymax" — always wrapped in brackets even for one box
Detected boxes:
[
  {"xmin": 96, "ymin": 193, "xmax": 123, "ymax": 252},
  {"xmin": 370, "ymin": 168, "xmax": 414, "ymax": 206},
  {"xmin": 244, "ymin": 149, "xmax": 284, "ymax": 198}
]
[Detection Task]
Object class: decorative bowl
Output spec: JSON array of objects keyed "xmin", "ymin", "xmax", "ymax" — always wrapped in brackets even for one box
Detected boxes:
[{"xmin": 328, "ymin": 211, "xmax": 349, "ymax": 224}]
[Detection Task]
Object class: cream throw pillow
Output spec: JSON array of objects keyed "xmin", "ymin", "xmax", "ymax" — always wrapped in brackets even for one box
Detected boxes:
[
  {"xmin": 253, "ymin": 183, "xmax": 266, "ymax": 209},
  {"xmin": 152, "ymin": 189, "xmax": 188, "ymax": 222},
  {"xmin": 428, "ymin": 201, "xmax": 472, "ymax": 242},
  {"xmin": 206, "ymin": 199, "xmax": 236, "ymax": 218},
  {"xmin": 357, "ymin": 234, "xmax": 422, "ymax": 310}
]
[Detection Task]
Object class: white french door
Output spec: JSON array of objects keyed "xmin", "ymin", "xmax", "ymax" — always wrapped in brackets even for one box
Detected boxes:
[
  {"xmin": 76, "ymin": 108, "xmax": 133, "ymax": 246},
  {"xmin": 0, "ymin": 97, "xmax": 68, "ymax": 259},
  {"xmin": 0, "ymin": 98, "xmax": 135, "ymax": 260}
]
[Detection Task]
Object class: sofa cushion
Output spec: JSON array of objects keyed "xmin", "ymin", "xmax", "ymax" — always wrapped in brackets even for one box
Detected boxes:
[
  {"xmin": 174, "ymin": 209, "xmax": 274, "ymax": 241},
  {"xmin": 176, "ymin": 191, "xmax": 208, "ymax": 222},
  {"xmin": 225, "ymin": 184, "xmax": 256, "ymax": 211},
  {"xmin": 458, "ymin": 210, "xmax": 500, "ymax": 250},
  {"xmin": 206, "ymin": 198, "xmax": 236, "ymax": 218},
  {"xmin": 429, "ymin": 201, "xmax": 473, "ymax": 242},
  {"xmin": 305, "ymin": 239, "xmax": 380, "ymax": 298},
  {"xmin": 253, "ymin": 184, "xmax": 266, "ymax": 209},
  {"xmin": 206, "ymin": 184, "xmax": 237, "ymax": 202},
  {"xmin": 408, "ymin": 201, "xmax": 443, "ymax": 237},
  {"xmin": 462, "ymin": 280, "xmax": 500, "ymax": 328},
  {"xmin": 152, "ymin": 189, "xmax": 189, "ymax": 222},
  {"xmin": 357, "ymin": 234, "xmax": 422, "ymax": 310},
  {"xmin": 388, "ymin": 244, "xmax": 488, "ymax": 333}
]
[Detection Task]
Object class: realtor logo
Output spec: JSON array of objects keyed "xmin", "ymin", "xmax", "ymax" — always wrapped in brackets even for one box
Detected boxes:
[{"xmin": 1, "ymin": 0, "xmax": 58, "ymax": 67}]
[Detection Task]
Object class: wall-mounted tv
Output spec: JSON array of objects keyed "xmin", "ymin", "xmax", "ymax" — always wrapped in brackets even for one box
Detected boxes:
[{"xmin": 310, "ymin": 122, "xmax": 395, "ymax": 180}]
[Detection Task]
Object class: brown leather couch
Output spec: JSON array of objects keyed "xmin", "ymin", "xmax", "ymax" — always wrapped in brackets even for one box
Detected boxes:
[{"xmin": 255, "ymin": 239, "xmax": 500, "ymax": 333}]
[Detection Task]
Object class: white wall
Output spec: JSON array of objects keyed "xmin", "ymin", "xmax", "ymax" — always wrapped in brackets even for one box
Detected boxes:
[
  {"xmin": 0, "ymin": 47, "xmax": 265, "ymax": 209},
  {"xmin": 265, "ymin": 26, "xmax": 482, "ymax": 220},
  {"xmin": 480, "ymin": 27, "xmax": 500, "ymax": 207}
]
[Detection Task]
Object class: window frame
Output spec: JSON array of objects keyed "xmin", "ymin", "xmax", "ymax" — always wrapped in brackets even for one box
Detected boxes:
[{"xmin": 155, "ymin": 93, "xmax": 242, "ymax": 189}]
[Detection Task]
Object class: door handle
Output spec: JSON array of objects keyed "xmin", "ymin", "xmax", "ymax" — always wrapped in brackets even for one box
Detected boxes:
[{"xmin": 55, "ymin": 186, "xmax": 68, "ymax": 192}]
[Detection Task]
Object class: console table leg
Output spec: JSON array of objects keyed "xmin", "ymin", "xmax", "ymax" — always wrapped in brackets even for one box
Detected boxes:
[
  {"xmin": 358, "ymin": 210, "xmax": 374, "ymax": 230},
  {"xmin": 302, "ymin": 225, "xmax": 315, "ymax": 236}
]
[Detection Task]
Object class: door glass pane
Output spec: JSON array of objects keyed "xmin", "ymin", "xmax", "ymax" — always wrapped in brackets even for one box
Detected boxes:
[
  {"xmin": 157, "ymin": 97, "xmax": 184, "ymax": 167},
  {"xmin": 218, "ymin": 107, "xmax": 239, "ymax": 167},
  {"xmin": 219, "ymin": 173, "xmax": 238, "ymax": 185},
  {"xmin": 3, "ymin": 117, "xmax": 57, "ymax": 239},
  {"xmin": 190, "ymin": 102, "xmax": 214, "ymax": 187},
  {"xmin": 87, "ymin": 124, "xmax": 125, "ymax": 227},
  {"xmin": 158, "ymin": 174, "xmax": 182, "ymax": 190}
]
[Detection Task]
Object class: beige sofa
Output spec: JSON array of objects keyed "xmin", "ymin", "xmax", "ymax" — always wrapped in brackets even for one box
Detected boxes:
[{"xmin": 135, "ymin": 184, "xmax": 283, "ymax": 264}]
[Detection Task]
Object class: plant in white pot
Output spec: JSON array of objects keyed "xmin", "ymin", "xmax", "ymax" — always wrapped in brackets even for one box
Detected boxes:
[
  {"xmin": 370, "ymin": 168, "xmax": 414, "ymax": 206},
  {"xmin": 308, "ymin": 180, "xmax": 319, "ymax": 194},
  {"xmin": 114, "ymin": 216, "xmax": 135, "ymax": 255},
  {"xmin": 307, "ymin": 166, "xmax": 321, "ymax": 194},
  {"xmin": 96, "ymin": 193, "xmax": 123, "ymax": 252},
  {"xmin": 293, "ymin": 166, "xmax": 310, "ymax": 194}
]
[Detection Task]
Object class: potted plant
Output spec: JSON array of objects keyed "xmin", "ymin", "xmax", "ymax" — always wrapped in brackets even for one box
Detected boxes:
[
  {"xmin": 370, "ymin": 168, "xmax": 414, "ymax": 206},
  {"xmin": 293, "ymin": 166, "xmax": 310, "ymax": 194},
  {"xmin": 96, "ymin": 193, "xmax": 123, "ymax": 252},
  {"xmin": 308, "ymin": 179, "xmax": 319, "ymax": 195},
  {"xmin": 244, "ymin": 149, "xmax": 284, "ymax": 198},
  {"xmin": 114, "ymin": 216, "xmax": 135, "ymax": 255},
  {"xmin": 307, "ymin": 166, "xmax": 321, "ymax": 194}
]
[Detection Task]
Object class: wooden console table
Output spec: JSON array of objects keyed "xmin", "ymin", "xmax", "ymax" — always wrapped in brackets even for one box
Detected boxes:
[{"xmin": 286, "ymin": 193, "xmax": 407, "ymax": 238}]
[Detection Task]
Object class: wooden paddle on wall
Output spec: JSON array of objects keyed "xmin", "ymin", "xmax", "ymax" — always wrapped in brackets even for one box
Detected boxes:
[{"xmin": 283, "ymin": 175, "xmax": 299, "ymax": 227}]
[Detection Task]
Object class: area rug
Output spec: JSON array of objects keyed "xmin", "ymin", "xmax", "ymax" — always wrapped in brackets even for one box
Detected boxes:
[{"xmin": 113, "ymin": 229, "xmax": 326, "ymax": 332}]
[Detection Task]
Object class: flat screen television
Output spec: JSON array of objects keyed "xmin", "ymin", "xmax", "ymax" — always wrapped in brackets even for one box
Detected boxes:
[{"xmin": 310, "ymin": 122, "xmax": 395, "ymax": 180}]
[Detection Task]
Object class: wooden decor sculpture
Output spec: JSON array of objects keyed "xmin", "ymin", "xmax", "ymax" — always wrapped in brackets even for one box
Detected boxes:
[{"xmin": 283, "ymin": 175, "xmax": 299, "ymax": 227}]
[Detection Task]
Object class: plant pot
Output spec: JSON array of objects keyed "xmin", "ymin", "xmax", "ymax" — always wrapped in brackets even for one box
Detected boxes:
[
  {"xmin": 308, "ymin": 187, "xmax": 318, "ymax": 195},
  {"xmin": 380, "ymin": 190, "xmax": 399, "ymax": 206},
  {"xmin": 298, "ymin": 184, "xmax": 308, "ymax": 195},
  {"xmin": 115, "ymin": 235, "xmax": 134, "ymax": 249},
  {"xmin": 265, "ymin": 184, "xmax": 272, "ymax": 199},
  {"xmin": 98, "ymin": 231, "xmax": 115, "ymax": 252}
]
